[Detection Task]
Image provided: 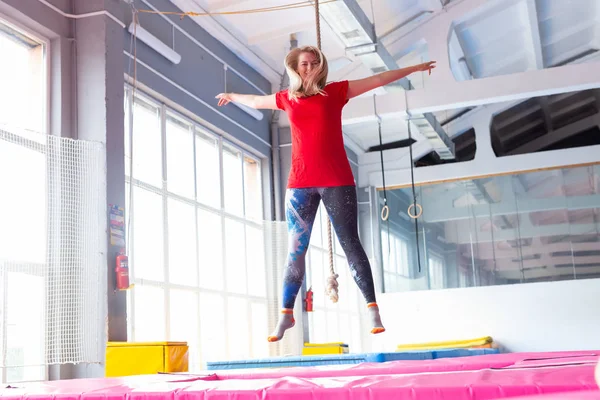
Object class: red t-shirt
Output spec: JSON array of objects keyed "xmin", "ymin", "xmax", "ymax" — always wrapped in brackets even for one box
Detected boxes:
[{"xmin": 276, "ymin": 80, "xmax": 356, "ymax": 189}]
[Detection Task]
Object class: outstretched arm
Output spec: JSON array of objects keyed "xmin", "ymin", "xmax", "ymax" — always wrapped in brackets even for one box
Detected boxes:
[
  {"xmin": 347, "ymin": 61, "xmax": 436, "ymax": 99},
  {"xmin": 216, "ymin": 93, "xmax": 278, "ymax": 110}
]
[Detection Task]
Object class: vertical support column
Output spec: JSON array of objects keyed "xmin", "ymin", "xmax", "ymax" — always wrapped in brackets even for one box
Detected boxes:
[
  {"xmin": 47, "ymin": 0, "xmax": 125, "ymax": 381},
  {"xmin": 75, "ymin": 0, "xmax": 126, "ymax": 362},
  {"xmin": 472, "ymin": 111, "xmax": 496, "ymax": 161},
  {"xmin": 49, "ymin": 35, "xmax": 75, "ymax": 138}
]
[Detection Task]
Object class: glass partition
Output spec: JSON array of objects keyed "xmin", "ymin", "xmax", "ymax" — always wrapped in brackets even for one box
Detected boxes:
[{"xmin": 379, "ymin": 164, "xmax": 600, "ymax": 292}]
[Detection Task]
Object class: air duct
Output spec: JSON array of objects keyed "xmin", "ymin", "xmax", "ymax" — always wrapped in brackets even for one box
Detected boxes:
[{"xmin": 319, "ymin": 0, "xmax": 455, "ymax": 159}]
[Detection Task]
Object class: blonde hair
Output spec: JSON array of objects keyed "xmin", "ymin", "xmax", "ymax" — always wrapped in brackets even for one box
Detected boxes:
[{"xmin": 284, "ymin": 46, "xmax": 328, "ymax": 102}]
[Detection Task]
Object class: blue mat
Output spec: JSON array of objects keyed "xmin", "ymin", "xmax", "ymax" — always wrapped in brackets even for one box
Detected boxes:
[{"xmin": 206, "ymin": 348, "xmax": 499, "ymax": 370}]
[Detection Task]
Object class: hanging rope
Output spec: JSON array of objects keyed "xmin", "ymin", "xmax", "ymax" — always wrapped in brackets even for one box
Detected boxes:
[
  {"xmin": 311, "ymin": 0, "xmax": 338, "ymax": 303},
  {"xmin": 406, "ymin": 125, "xmax": 423, "ymax": 220},
  {"xmin": 407, "ymin": 120, "xmax": 422, "ymax": 273},
  {"xmin": 138, "ymin": 0, "xmax": 337, "ymax": 19},
  {"xmin": 404, "ymin": 92, "xmax": 423, "ymax": 273},
  {"xmin": 314, "ymin": 0, "xmax": 322, "ymax": 50},
  {"xmin": 374, "ymin": 95, "xmax": 389, "ymax": 222},
  {"xmin": 374, "ymin": 95, "xmax": 392, "ymax": 273}
]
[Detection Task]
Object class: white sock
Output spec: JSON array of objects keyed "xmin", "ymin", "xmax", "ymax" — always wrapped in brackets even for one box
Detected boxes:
[
  {"xmin": 368, "ymin": 303, "xmax": 385, "ymax": 334},
  {"xmin": 267, "ymin": 309, "xmax": 295, "ymax": 342}
]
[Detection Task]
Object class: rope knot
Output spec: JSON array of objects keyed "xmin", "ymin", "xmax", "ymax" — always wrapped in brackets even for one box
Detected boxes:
[{"xmin": 325, "ymin": 273, "xmax": 339, "ymax": 303}]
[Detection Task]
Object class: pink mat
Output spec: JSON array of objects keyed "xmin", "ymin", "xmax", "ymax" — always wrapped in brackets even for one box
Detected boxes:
[
  {"xmin": 0, "ymin": 352, "xmax": 598, "ymax": 400},
  {"xmin": 0, "ymin": 366, "xmax": 596, "ymax": 400}
]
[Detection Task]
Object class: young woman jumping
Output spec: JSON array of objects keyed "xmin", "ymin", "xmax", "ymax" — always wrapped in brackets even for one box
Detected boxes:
[{"xmin": 217, "ymin": 46, "xmax": 435, "ymax": 342}]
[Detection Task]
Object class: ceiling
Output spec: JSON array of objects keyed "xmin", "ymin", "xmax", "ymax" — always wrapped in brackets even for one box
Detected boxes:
[
  {"xmin": 174, "ymin": 0, "xmax": 441, "ymax": 82},
  {"xmin": 171, "ymin": 0, "xmax": 600, "ymax": 156}
]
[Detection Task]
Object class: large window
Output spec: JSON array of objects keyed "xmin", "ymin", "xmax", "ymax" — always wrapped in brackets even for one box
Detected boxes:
[
  {"xmin": 427, "ymin": 254, "xmax": 445, "ymax": 290},
  {"xmin": 124, "ymin": 88, "xmax": 268, "ymax": 369},
  {"xmin": 380, "ymin": 229, "xmax": 411, "ymax": 292},
  {"xmin": 0, "ymin": 17, "xmax": 47, "ymax": 384},
  {"xmin": 0, "ymin": 18, "xmax": 46, "ymax": 132},
  {"xmin": 380, "ymin": 164, "xmax": 600, "ymax": 292}
]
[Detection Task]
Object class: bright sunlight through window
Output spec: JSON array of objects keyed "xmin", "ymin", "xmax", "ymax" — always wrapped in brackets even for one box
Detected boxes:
[{"xmin": 0, "ymin": 18, "xmax": 46, "ymax": 384}]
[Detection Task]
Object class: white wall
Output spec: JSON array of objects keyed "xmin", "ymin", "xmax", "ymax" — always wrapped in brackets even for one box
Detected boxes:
[{"xmin": 365, "ymin": 278, "xmax": 600, "ymax": 353}]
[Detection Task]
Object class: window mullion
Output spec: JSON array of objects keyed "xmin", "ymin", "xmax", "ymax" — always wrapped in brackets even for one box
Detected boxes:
[
  {"xmin": 240, "ymin": 150, "xmax": 256, "ymax": 358},
  {"xmin": 192, "ymin": 125, "xmax": 203, "ymax": 366},
  {"xmin": 241, "ymin": 151, "xmax": 247, "ymax": 219},
  {"xmin": 2, "ymin": 272, "xmax": 7, "ymax": 383},
  {"xmin": 126, "ymin": 88, "xmax": 137, "ymax": 342},
  {"xmin": 192, "ymin": 126, "xmax": 200, "ymax": 291},
  {"xmin": 217, "ymin": 137, "xmax": 230, "ymax": 358},
  {"xmin": 160, "ymin": 103, "xmax": 171, "ymax": 341}
]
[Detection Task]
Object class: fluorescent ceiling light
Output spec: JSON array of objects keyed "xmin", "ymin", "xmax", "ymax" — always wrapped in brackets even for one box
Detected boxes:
[
  {"xmin": 128, "ymin": 22, "xmax": 181, "ymax": 64},
  {"xmin": 128, "ymin": 20, "xmax": 262, "ymax": 121}
]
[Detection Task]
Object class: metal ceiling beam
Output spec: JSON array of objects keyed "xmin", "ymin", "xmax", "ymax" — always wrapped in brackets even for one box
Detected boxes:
[
  {"xmin": 319, "ymin": 0, "xmax": 455, "ymax": 160},
  {"xmin": 525, "ymin": 0, "xmax": 544, "ymax": 69},
  {"xmin": 405, "ymin": 60, "xmax": 600, "ymax": 114}
]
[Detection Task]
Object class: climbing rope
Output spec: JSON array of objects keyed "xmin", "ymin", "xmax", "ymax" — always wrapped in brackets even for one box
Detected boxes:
[
  {"xmin": 314, "ymin": 0, "xmax": 322, "ymax": 50},
  {"xmin": 312, "ymin": 0, "xmax": 338, "ymax": 303}
]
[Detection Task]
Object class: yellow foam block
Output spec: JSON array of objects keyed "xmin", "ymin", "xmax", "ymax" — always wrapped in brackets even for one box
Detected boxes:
[
  {"xmin": 302, "ymin": 342, "xmax": 349, "ymax": 355},
  {"xmin": 396, "ymin": 336, "xmax": 494, "ymax": 351},
  {"xmin": 106, "ymin": 341, "xmax": 189, "ymax": 377}
]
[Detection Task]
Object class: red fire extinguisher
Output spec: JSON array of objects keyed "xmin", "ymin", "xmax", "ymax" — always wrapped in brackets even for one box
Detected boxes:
[
  {"xmin": 115, "ymin": 251, "xmax": 130, "ymax": 291},
  {"xmin": 305, "ymin": 287, "xmax": 313, "ymax": 312}
]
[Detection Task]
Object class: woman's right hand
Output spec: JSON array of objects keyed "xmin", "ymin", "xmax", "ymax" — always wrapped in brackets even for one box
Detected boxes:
[
  {"xmin": 415, "ymin": 61, "xmax": 436, "ymax": 75},
  {"xmin": 216, "ymin": 93, "xmax": 233, "ymax": 106}
]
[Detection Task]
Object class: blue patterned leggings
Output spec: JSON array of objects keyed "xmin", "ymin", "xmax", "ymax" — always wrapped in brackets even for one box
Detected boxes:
[{"xmin": 281, "ymin": 186, "xmax": 376, "ymax": 309}]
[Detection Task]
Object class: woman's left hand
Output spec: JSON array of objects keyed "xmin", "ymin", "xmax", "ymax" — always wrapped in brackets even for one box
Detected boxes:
[
  {"xmin": 416, "ymin": 61, "xmax": 436, "ymax": 75},
  {"xmin": 216, "ymin": 93, "xmax": 233, "ymax": 106}
]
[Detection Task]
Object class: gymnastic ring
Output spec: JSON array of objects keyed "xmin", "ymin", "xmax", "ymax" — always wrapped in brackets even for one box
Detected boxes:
[
  {"xmin": 407, "ymin": 203, "xmax": 423, "ymax": 219},
  {"xmin": 380, "ymin": 205, "xmax": 389, "ymax": 221}
]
